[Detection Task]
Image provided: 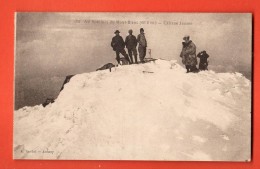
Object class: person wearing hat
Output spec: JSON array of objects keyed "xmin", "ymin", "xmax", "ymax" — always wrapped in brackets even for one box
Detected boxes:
[
  {"xmin": 137, "ymin": 28, "xmax": 147, "ymax": 63},
  {"xmin": 197, "ymin": 50, "xmax": 209, "ymax": 70},
  {"xmin": 125, "ymin": 29, "xmax": 138, "ymax": 64},
  {"xmin": 180, "ymin": 35, "xmax": 198, "ymax": 73},
  {"xmin": 111, "ymin": 30, "xmax": 130, "ymax": 64}
]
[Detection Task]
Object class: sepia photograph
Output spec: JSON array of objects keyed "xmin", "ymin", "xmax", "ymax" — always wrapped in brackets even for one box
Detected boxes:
[{"xmin": 14, "ymin": 12, "xmax": 252, "ymax": 161}]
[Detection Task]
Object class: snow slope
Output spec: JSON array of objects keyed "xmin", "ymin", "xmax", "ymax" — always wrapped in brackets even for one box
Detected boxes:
[{"xmin": 14, "ymin": 59, "xmax": 251, "ymax": 161}]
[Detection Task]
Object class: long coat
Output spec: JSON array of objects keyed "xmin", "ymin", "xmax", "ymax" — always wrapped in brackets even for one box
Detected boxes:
[
  {"xmin": 180, "ymin": 40, "xmax": 197, "ymax": 66},
  {"xmin": 111, "ymin": 35, "xmax": 125, "ymax": 51}
]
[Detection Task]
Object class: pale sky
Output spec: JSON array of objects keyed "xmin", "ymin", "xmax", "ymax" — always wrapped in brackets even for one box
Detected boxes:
[{"xmin": 15, "ymin": 12, "xmax": 252, "ymax": 109}]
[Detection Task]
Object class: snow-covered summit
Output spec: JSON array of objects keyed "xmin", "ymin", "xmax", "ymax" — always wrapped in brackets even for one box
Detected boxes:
[{"xmin": 14, "ymin": 59, "xmax": 251, "ymax": 161}]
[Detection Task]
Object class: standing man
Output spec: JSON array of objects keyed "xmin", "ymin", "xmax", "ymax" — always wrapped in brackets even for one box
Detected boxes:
[
  {"xmin": 125, "ymin": 29, "xmax": 138, "ymax": 64},
  {"xmin": 137, "ymin": 28, "xmax": 147, "ymax": 63},
  {"xmin": 111, "ymin": 30, "xmax": 130, "ymax": 65},
  {"xmin": 180, "ymin": 35, "xmax": 198, "ymax": 73}
]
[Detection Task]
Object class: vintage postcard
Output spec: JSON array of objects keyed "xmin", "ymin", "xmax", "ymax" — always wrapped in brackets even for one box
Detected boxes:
[{"xmin": 14, "ymin": 12, "xmax": 252, "ymax": 161}]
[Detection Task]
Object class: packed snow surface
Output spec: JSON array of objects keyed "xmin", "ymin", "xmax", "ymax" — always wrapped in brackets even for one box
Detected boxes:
[{"xmin": 14, "ymin": 59, "xmax": 251, "ymax": 161}]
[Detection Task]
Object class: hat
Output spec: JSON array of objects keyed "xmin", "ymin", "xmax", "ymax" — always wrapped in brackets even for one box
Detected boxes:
[
  {"xmin": 183, "ymin": 35, "xmax": 190, "ymax": 40},
  {"xmin": 128, "ymin": 29, "xmax": 133, "ymax": 33},
  {"xmin": 140, "ymin": 28, "xmax": 144, "ymax": 31},
  {"xmin": 114, "ymin": 30, "xmax": 120, "ymax": 34}
]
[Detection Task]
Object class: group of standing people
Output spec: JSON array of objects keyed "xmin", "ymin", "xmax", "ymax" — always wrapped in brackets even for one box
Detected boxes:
[
  {"xmin": 111, "ymin": 30, "xmax": 209, "ymax": 72},
  {"xmin": 111, "ymin": 28, "xmax": 147, "ymax": 64},
  {"xmin": 180, "ymin": 35, "xmax": 209, "ymax": 73}
]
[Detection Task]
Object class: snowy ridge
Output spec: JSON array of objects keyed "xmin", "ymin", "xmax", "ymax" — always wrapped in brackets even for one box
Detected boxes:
[{"xmin": 14, "ymin": 59, "xmax": 251, "ymax": 161}]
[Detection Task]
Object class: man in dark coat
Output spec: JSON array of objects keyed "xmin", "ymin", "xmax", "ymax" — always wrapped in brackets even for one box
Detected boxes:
[
  {"xmin": 111, "ymin": 30, "xmax": 130, "ymax": 64},
  {"xmin": 137, "ymin": 28, "xmax": 147, "ymax": 63},
  {"xmin": 125, "ymin": 29, "xmax": 138, "ymax": 64},
  {"xmin": 180, "ymin": 35, "xmax": 198, "ymax": 73},
  {"xmin": 197, "ymin": 50, "xmax": 209, "ymax": 70}
]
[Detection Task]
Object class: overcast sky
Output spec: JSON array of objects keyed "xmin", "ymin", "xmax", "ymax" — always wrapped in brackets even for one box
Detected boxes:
[{"xmin": 15, "ymin": 12, "xmax": 252, "ymax": 109}]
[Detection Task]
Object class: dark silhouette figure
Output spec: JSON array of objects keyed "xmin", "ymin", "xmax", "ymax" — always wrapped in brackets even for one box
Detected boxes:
[
  {"xmin": 111, "ymin": 30, "xmax": 130, "ymax": 64},
  {"xmin": 197, "ymin": 50, "xmax": 209, "ymax": 71},
  {"xmin": 125, "ymin": 29, "xmax": 138, "ymax": 64}
]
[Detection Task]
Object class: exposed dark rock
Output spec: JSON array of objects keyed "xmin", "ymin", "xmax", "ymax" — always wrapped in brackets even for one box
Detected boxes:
[
  {"xmin": 96, "ymin": 63, "xmax": 116, "ymax": 72},
  {"xmin": 42, "ymin": 98, "xmax": 55, "ymax": 107}
]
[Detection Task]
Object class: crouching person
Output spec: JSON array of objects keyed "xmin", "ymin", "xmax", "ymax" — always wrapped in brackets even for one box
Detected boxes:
[{"xmin": 197, "ymin": 50, "xmax": 209, "ymax": 71}]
